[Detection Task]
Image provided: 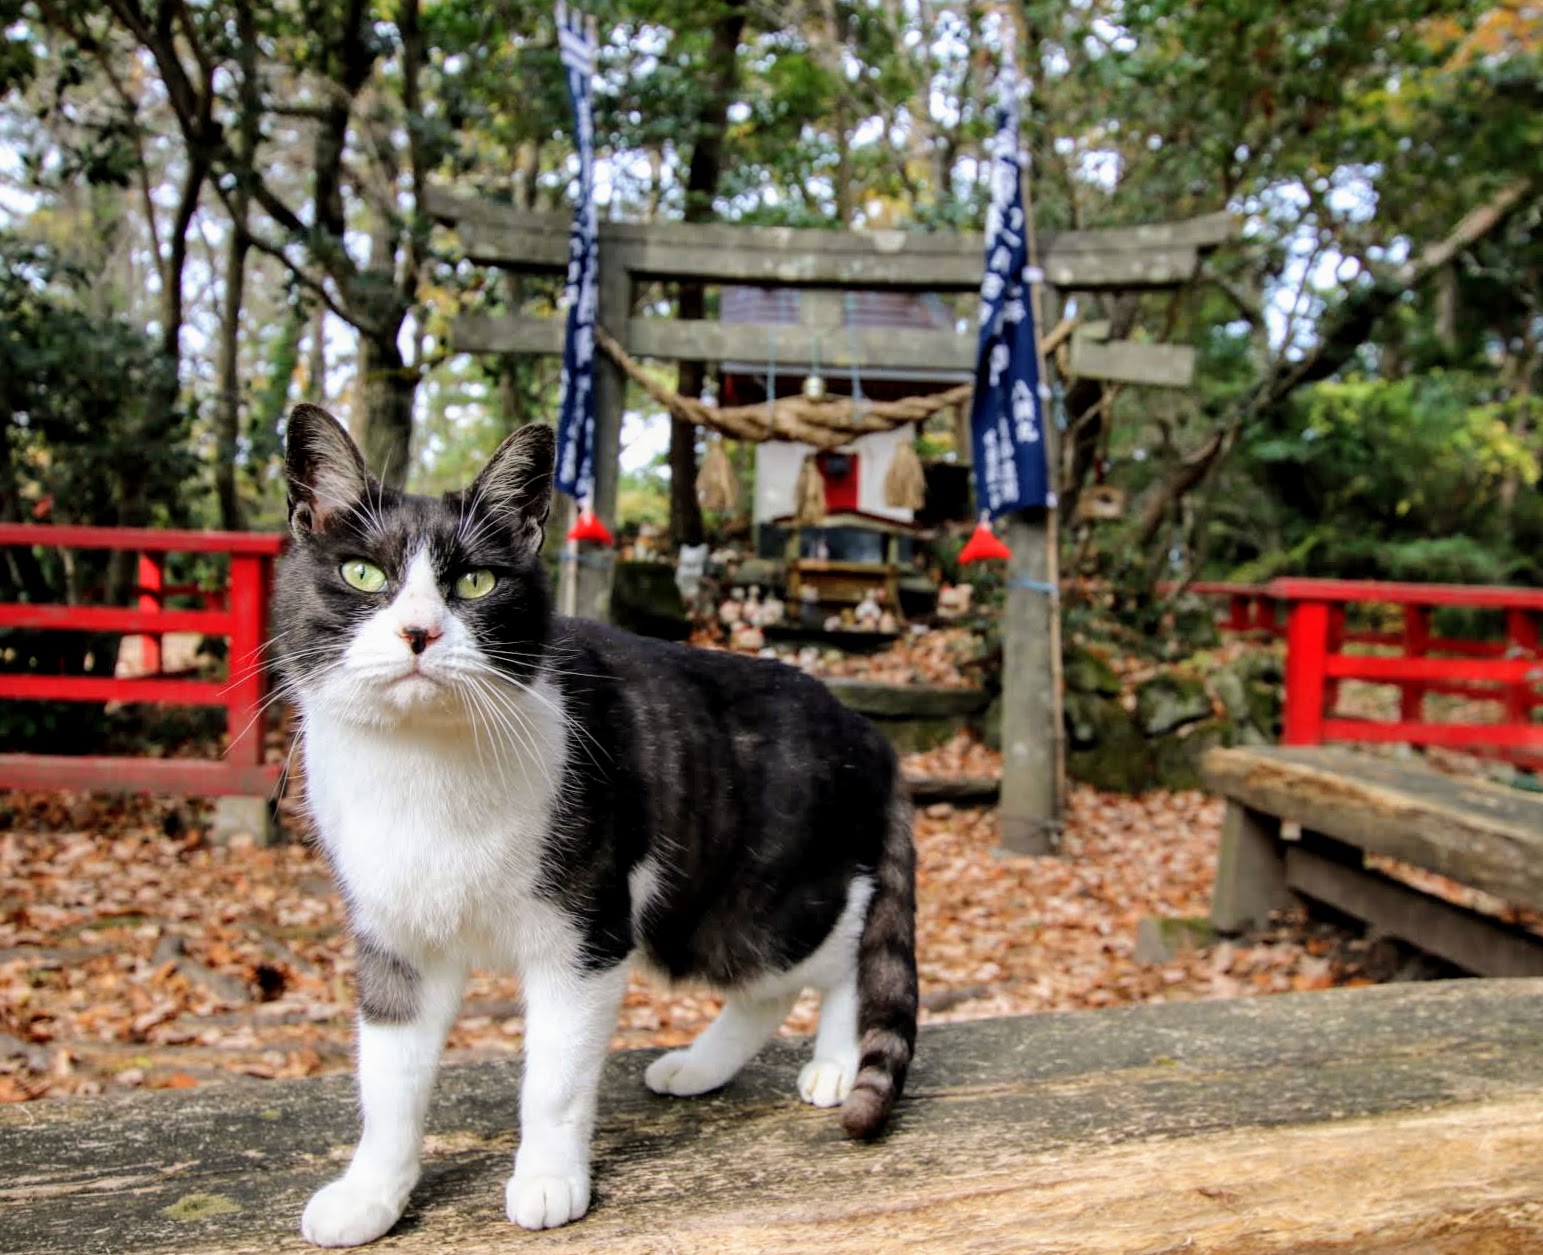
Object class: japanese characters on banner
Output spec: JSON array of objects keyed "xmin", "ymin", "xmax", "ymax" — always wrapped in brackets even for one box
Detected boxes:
[
  {"xmin": 968, "ymin": 58, "xmax": 1053, "ymax": 519},
  {"xmin": 553, "ymin": 3, "xmax": 599, "ymax": 506}
]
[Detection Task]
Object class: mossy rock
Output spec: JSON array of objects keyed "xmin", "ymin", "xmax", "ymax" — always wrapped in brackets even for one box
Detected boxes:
[
  {"xmin": 1063, "ymin": 644, "xmax": 1121, "ymax": 697},
  {"xmin": 868, "ymin": 716, "xmax": 972, "ymax": 754},
  {"xmin": 1135, "ymin": 671, "xmax": 1213, "ymax": 737},
  {"xmin": 1246, "ymin": 679, "xmax": 1283, "ymax": 739},
  {"xmin": 1150, "ymin": 717, "xmax": 1232, "ymax": 792},
  {"xmin": 610, "ymin": 561, "xmax": 689, "ymax": 641},
  {"xmin": 1210, "ymin": 668, "xmax": 1250, "ymax": 725},
  {"xmin": 1066, "ymin": 696, "xmax": 1153, "ymax": 793}
]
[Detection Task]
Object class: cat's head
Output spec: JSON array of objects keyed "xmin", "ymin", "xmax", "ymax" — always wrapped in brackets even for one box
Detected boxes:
[{"xmin": 272, "ymin": 404, "xmax": 555, "ymax": 728}]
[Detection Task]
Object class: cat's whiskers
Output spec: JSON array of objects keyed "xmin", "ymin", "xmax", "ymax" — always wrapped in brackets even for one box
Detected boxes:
[
  {"xmin": 458, "ymin": 655, "xmax": 603, "ymax": 776},
  {"xmin": 460, "ymin": 672, "xmax": 551, "ymax": 797},
  {"xmin": 475, "ymin": 645, "xmax": 613, "ymax": 684},
  {"xmin": 219, "ymin": 639, "xmax": 338, "ymax": 697}
]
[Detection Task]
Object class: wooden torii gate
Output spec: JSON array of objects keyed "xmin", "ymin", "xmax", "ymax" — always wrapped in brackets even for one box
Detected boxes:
[{"xmin": 425, "ymin": 188, "xmax": 1235, "ymax": 852}]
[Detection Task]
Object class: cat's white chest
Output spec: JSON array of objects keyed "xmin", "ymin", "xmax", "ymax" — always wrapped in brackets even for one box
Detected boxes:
[{"xmin": 301, "ymin": 698, "xmax": 568, "ymax": 963}]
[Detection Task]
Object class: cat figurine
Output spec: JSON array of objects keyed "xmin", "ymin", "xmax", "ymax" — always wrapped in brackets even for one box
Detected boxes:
[{"xmin": 272, "ymin": 405, "xmax": 917, "ymax": 1246}]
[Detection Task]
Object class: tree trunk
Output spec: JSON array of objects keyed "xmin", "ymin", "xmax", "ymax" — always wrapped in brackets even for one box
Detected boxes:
[
  {"xmin": 668, "ymin": 0, "xmax": 747, "ymax": 549},
  {"xmin": 359, "ymin": 327, "xmax": 416, "ymax": 487},
  {"xmin": 214, "ymin": 221, "xmax": 250, "ymax": 531}
]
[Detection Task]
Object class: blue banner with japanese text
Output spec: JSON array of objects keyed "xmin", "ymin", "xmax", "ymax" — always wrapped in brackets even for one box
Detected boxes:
[
  {"xmin": 969, "ymin": 64, "xmax": 1052, "ymax": 518},
  {"xmin": 553, "ymin": 3, "xmax": 599, "ymax": 505}
]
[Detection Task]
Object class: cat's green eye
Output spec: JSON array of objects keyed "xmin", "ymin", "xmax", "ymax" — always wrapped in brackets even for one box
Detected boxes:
[
  {"xmin": 340, "ymin": 559, "xmax": 388, "ymax": 594},
  {"xmin": 454, "ymin": 569, "xmax": 497, "ymax": 600}
]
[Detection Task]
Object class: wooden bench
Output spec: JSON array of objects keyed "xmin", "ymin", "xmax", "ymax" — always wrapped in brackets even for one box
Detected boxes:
[
  {"xmin": 1205, "ymin": 744, "xmax": 1543, "ymax": 976},
  {"xmin": 8, "ymin": 981, "xmax": 1543, "ymax": 1253}
]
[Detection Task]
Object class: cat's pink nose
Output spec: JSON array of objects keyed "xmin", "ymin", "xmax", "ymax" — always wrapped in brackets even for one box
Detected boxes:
[{"xmin": 400, "ymin": 625, "xmax": 442, "ymax": 655}]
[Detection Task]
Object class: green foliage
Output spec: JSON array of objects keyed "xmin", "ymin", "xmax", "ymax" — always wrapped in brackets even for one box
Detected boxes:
[
  {"xmin": 1217, "ymin": 372, "xmax": 1539, "ymax": 584},
  {"xmin": 0, "ymin": 237, "xmax": 194, "ymax": 749}
]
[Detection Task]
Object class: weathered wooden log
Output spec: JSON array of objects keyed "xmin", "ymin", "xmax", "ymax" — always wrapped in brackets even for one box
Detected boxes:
[
  {"xmin": 1203, "ymin": 745, "xmax": 1543, "ymax": 910},
  {"xmin": 7, "ymin": 982, "xmax": 1543, "ymax": 1253}
]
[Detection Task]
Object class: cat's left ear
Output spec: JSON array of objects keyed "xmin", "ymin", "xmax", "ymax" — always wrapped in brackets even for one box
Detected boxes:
[{"xmin": 467, "ymin": 422, "xmax": 555, "ymax": 547}]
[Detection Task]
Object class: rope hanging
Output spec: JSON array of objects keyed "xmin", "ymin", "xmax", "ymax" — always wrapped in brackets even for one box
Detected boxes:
[
  {"xmin": 593, "ymin": 324, "xmax": 970, "ymax": 451},
  {"xmin": 592, "ymin": 317, "xmax": 1079, "ymax": 451},
  {"xmin": 884, "ymin": 438, "xmax": 927, "ymax": 510},
  {"xmin": 794, "ymin": 453, "xmax": 828, "ymax": 525},
  {"xmin": 695, "ymin": 439, "xmax": 738, "ymax": 512}
]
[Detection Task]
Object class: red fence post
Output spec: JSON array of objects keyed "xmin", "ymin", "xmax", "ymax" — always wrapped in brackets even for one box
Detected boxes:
[
  {"xmin": 136, "ymin": 552, "xmax": 163, "ymax": 675},
  {"xmin": 1401, "ymin": 605, "xmax": 1429, "ymax": 723},
  {"xmin": 225, "ymin": 553, "xmax": 266, "ymax": 770},
  {"xmin": 1283, "ymin": 599, "xmax": 1330, "ymax": 745},
  {"xmin": 1506, "ymin": 608, "xmax": 1540, "ymax": 724},
  {"xmin": 1227, "ymin": 593, "xmax": 1248, "ymax": 633},
  {"xmin": 1323, "ymin": 604, "xmax": 1346, "ymax": 715}
]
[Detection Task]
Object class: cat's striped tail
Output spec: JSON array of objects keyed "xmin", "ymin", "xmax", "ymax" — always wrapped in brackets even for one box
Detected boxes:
[{"xmin": 841, "ymin": 788, "xmax": 918, "ymax": 1139}]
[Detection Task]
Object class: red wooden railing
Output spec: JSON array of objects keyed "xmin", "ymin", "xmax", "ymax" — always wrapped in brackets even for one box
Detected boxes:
[
  {"xmin": 1272, "ymin": 577, "xmax": 1543, "ymax": 762},
  {"xmin": 1184, "ymin": 581, "xmax": 1283, "ymax": 636},
  {"xmin": 0, "ymin": 525, "xmax": 286, "ymax": 797}
]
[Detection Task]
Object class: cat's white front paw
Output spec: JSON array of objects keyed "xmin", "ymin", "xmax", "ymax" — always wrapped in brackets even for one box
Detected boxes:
[
  {"xmin": 505, "ymin": 1169, "xmax": 591, "ymax": 1230},
  {"xmin": 644, "ymin": 1047, "xmax": 730, "ymax": 1096},
  {"xmin": 300, "ymin": 1175, "xmax": 411, "ymax": 1247},
  {"xmin": 798, "ymin": 1057, "xmax": 857, "ymax": 1108}
]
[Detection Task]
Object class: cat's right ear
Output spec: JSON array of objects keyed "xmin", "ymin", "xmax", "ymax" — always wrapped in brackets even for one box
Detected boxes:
[
  {"xmin": 284, "ymin": 405, "xmax": 371, "ymax": 538},
  {"xmin": 467, "ymin": 422, "xmax": 555, "ymax": 548}
]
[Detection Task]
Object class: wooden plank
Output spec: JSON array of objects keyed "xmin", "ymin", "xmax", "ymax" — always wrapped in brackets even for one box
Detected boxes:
[
  {"xmin": 1319, "ymin": 717, "xmax": 1543, "ymax": 749},
  {"xmin": 1286, "ymin": 842, "xmax": 1543, "ymax": 977},
  {"xmin": 6, "ymin": 983, "xmax": 1543, "ymax": 1253},
  {"xmin": 0, "ymin": 604, "xmax": 231, "ymax": 635},
  {"xmin": 0, "ymin": 524, "xmax": 286, "ymax": 555},
  {"xmin": 902, "ymin": 774, "xmax": 1000, "ymax": 805},
  {"xmin": 627, "ymin": 319, "xmax": 975, "ymax": 374},
  {"xmin": 1325, "ymin": 654, "xmax": 1542, "ymax": 683},
  {"xmin": 1210, "ymin": 801, "xmax": 1292, "ymax": 934},
  {"xmin": 1068, "ymin": 336, "xmax": 1196, "ymax": 387},
  {"xmin": 1268, "ymin": 576, "xmax": 1543, "ymax": 611},
  {"xmin": 1202, "ymin": 746, "xmax": 1543, "ymax": 911},
  {"xmin": 0, "ymin": 675, "xmax": 229, "ymax": 705},
  {"xmin": 426, "ymin": 188, "xmax": 1239, "ymax": 255},
  {"xmin": 449, "ymin": 313, "xmax": 565, "ymax": 356},
  {"xmin": 0, "ymin": 754, "xmax": 282, "ymax": 797},
  {"xmin": 425, "ymin": 190, "xmax": 1229, "ymax": 290}
]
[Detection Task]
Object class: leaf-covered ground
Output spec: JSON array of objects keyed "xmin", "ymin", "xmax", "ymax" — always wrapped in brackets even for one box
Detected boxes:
[{"xmin": 0, "ymin": 733, "xmax": 1390, "ymax": 1103}]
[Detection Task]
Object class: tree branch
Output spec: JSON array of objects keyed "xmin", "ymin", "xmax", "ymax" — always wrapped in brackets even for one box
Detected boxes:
[{"xmin": 1132, "ymin": 176, "xmax": 1538, "ymax": 549}]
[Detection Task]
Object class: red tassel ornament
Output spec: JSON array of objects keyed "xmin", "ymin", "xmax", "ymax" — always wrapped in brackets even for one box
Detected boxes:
[
  {"xmin": 958, "ymin": 517, "xmax": 1011, "ymax": 563},
  {"xmin": 566, "ymin": 507, "xmax": 614, "ymax": 547}
]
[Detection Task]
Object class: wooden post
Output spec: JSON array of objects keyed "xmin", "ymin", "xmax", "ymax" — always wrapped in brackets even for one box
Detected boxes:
[
  {"xmin": 136, "ymin": 552, "xmax": 163, "ymax": 675},
  {"xmin": 1505, "ymin": 608, "xmax": 1538, "ymax": 725},
  {"xmin": 1211, "ymin": 801, "xmax": 1291, "ymax": 934},
  {"xmin": 558, "ymin": 260, "xmax": 629, "ymax": 624},
  {"xmin": 215, "ymin": 552, "xmax": 277, "ymax": 844},
  {"xmin": 998, "ymin": 118, "xmax": 1065, "ymax": 856},
  {"xmin": 1401, "ymin": 605, "xmax": 1430, "ymax": 724},
  {"xmin": 999, "ymin": 509, "xmax": 1064, "ymax": 854},
  {"xmin": 1283, "ymin": 599, "xmax": 1330, "ymax": 746}
]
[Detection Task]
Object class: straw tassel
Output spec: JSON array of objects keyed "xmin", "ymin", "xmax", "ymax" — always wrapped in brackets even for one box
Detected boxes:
[
  {"xmin": 883, "ymin": 438, "xmax": 926, "ymax": 510},
  {"xmin": 696, "ymin": 440, "xmax": 738, "ymax": 512},
  {"xmin": 793, "ymin": 453, "xmax": 828, "ymax": 525}
]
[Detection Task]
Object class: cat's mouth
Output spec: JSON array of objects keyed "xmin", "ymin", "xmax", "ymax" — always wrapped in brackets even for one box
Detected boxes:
[{"xmin": 385, "ymin": 668, "xmax": 448, "ymax": 700}]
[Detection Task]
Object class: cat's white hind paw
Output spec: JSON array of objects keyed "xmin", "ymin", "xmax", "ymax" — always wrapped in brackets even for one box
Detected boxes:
[
  {"xmin": 798, "ymin": 1057, "xmax": 857, "ymax": 1108},
  {"xmin": 644, "ymin": 1047, "xmax": 730, "ymax": 1096},
  {"xmin": 300, "ymin": 1176, "xmax": 411, "ymax": 1247},
  {"xmin": 506, "ymin": 1170, "xmax": 591, "ymax": 1230}
]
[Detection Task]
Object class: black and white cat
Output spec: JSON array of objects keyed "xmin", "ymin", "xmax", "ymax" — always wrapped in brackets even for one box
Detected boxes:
[{"xmin": 273, "ymin": 405, "xmax": 917, "ymax": 1246}]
